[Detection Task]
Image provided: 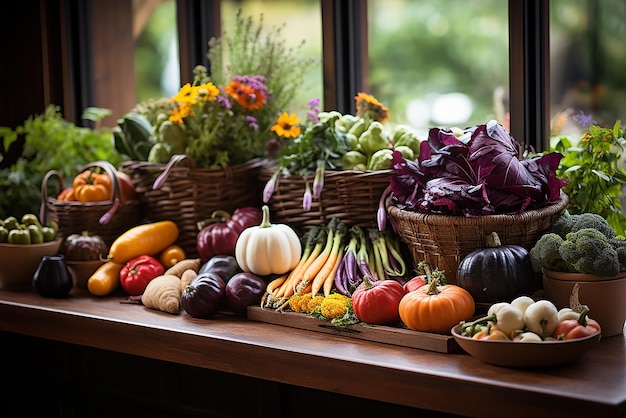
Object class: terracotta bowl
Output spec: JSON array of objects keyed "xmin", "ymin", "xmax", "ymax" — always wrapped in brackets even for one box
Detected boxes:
[
  {"xmin": 0, "ymin": 239, "xmax": 63, "ymax": 289},
  {"xmin": 451, "ymin": 325, "xmax": 601, "ymax": 368},
  {"xmin": 542, "ymin": 269, "xmax": 626, "ymax": 337},
  {"xmin": 66, "ymin": 259, "xmax": 106, "ymax": 289}
]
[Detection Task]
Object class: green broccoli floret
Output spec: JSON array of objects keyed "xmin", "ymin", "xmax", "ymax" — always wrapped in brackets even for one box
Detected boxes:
[
  {"xmin": 551, "ymin": 212, "xmax": 616, "ymax": 239},
  {"xmin": 550, "ymin": 211, "xmax": 577, "ymax": 238},
  {"xmin": 609, "ymin": 237, "xmax": 626, "ymax": 269},
  {"xmin": 570, "ymin": 213, "xmax": 616, "ymax": 239},
  {"xmin": 559, "ymin": 228, "xmax": 620, "ymax": 276},
  {"xmin": 528, "ymin": 233, "xmax": 570, "ymax": 273}
]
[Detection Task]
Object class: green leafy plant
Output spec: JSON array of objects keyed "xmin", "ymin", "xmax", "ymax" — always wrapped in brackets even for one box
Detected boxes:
[
  {"xmin": 551, "ymin": 115, "xmax": 626, "ymax": 235},
  {"xmin": 0, "ymin": 105, "xmax": 122, "ymax": 219}
]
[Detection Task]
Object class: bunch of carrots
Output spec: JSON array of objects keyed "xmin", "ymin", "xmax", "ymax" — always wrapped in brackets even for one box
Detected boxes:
[{"xmin": 261, "ymin": 218, "xmax": 408, "ymax": 311}]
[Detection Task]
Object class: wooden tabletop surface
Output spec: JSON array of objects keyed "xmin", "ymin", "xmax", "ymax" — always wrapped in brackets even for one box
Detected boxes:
[{"xmin": 1, "ymin": 287, "xmax": 625, "ymax": 418}]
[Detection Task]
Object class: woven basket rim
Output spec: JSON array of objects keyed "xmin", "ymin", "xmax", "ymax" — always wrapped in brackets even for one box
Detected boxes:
[{"xmin": 386, "ymin": 191, "xmax": 569, "ymax": 225}]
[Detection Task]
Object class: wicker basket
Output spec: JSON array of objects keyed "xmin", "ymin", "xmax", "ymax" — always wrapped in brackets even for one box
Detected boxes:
[
  {"xmin": 385, "ymin": 190, "xmax": 569, "ymax": 284},
  {"xmin": 118, "ymin": 155, "xmax": 264, "ymax": 258},
  {"xmin": 259, "ymin": 164, "xmax": 392, "ymax": 232},
  {"xmin": 40, "ymin": 161, "xmax": 144, "ymax": 246}
]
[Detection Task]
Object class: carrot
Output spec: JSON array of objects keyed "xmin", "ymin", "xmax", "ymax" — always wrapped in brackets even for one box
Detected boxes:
[
  {"xmin": 261, "ymin": 274, "xmax": 289, "ymax": 308},
  {"xmin": 108, "ymin": 221, "xmax": 179, "ymax": 264},
  {"xmin": 311, "ymin": 221, "xmax": 347, "ymax": 297},
  {"xmin": 286, "ymin": 227, "xmax": 325, "ymax": 292},
  {"xmin": 323, "ymin": 246, "xmax": 345, "ymax": 297},
  {"xmin": 295, "ymin": 218, "xmax": 341, "ymax": 295}
]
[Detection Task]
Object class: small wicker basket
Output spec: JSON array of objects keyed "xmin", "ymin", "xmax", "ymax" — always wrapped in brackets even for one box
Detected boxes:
[
  {"xmin": 385, "ymin": 190, "xmax": 569, "ymax": 284},
  {"xmin": 118, "ymin": 155, "xmax": 264, "ymax": 258},
  {"xmin": 259, "ymin": 164, "xmax": 392, "ymax": 232},
  {"xmin": 40, "ymin": 161, "xmax": 144, "ymax": 246}
]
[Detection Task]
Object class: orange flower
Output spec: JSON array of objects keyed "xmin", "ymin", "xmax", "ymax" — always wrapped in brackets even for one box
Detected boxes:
[
  {"xmin": 355, "ymin": 92, "xmax": 389, "ymax": 123},
  {"xmin": 271, "ymin": 112, "xmax": 301, "ymax": 138},
  {"xmin": 225, "ymin": 80, "xmax": 266, "ymax": 111}
]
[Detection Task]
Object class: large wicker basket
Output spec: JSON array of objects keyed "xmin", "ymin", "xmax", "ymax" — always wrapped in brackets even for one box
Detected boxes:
[
  {"xmin": 385, "ymin": 190, "xmax": 569, "ymax": 284},
  {"xmin": 40, "ymin": 161, "xmax": 144, "ymax": 246},
  {"xmin": 118, "ymin": 155, "xmax": 264, "ymax": 258},
  {"xmin": 259, "ymin": 164, "xmax": 392, "ymax": 232}
]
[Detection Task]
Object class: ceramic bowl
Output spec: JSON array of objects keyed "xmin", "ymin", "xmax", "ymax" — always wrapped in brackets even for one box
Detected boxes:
[
  {"xmin": 542, "ymin": 269, "xmax": 626, "ymax": 337},
  {"xmin": 66, "ymin": 259, "xmax": 106, "ymax": 289},
  {"xmin": 451, "ymin": 325, "xmax": 601, "ymax": 368},
  {"xmin": 0, "ymin": 239, "xmax": 63, "ymax": 289}
]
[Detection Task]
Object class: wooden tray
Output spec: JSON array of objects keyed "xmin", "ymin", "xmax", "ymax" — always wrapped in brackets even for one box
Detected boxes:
[{"xmin": 247, "ymin": 306, "xmax": 460, "ymax": 354}]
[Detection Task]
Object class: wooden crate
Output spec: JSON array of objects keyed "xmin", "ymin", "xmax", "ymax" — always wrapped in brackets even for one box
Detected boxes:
[{"xmin": 247, "ymin": 306, "xmax": 460, "ymax": 354}]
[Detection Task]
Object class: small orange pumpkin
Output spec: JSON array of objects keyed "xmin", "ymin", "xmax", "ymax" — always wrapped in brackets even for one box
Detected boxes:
[
  {"xmin": 72, "ymin": 169, "xmax": 112, "ymax": 202},
  {"xmin": 399, "ymin": 278, "xmax": 475, "ymax": 334},
  {"xmin": 57, "ymin": 187, "xmax": 76, "ymax": 201}
]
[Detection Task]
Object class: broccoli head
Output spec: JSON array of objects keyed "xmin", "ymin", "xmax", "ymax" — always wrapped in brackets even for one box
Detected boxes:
[
  {"xmin": 551, "ymin": 212, "xmax": 616, "ymax": 239},
  {"xmin": 559, "ymin": 228, "xmax": 620, "ymax": 276},
  {"xmin": 528, "ymin": 233, "xmax": 569, "ymax": 273}
]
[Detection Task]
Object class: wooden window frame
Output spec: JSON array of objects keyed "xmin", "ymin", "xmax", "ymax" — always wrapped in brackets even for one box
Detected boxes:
[{"xmin": 20, "ymin": 0, "xmax": 550, "ymax": 151}]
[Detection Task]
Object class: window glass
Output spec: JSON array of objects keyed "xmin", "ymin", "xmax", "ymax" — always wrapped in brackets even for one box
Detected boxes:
[
  {"xmin": 220, "ymin": 0, "xmax": 324, "ymax": 114},
  {"xmin": 550, "ymin": 0, "xmax": 626, "ymax": 136},
  {"xmin": 134, "ymin": 0, "xmax": 179, "ymax": 102},
  {"xmin": 367, "ymin": 0, "xmax": 509, "ymax": 136}
]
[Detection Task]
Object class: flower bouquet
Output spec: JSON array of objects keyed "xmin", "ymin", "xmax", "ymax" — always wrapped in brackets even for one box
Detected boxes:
[{"xmin": 117, "ymin": 10, "xmax": 316, "ymax": 256}]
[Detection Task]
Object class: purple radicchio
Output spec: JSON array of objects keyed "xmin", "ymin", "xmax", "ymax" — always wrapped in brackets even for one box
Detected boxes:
[{"xmin": 389, "ymin": 120, "xmax": 565, "ymax": 216}]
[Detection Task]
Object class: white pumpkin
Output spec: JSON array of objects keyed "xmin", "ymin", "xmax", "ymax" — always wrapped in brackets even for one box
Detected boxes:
[{"xmin": 235, "ymin": 205, "xmax": 302, "ymax": 276}]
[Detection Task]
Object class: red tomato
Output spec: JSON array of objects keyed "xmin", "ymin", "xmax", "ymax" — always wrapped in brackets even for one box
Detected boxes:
[
  {"xmin": 351, "ymin": 277, "xmax": 406, "ymax": 325},
  {"xmin": 119, "ymin": 255, "xmax": 164, "ymax": 296},
  {"xmin": 553, "ymin": 310, "xmax": 601, "ymax": 340}
]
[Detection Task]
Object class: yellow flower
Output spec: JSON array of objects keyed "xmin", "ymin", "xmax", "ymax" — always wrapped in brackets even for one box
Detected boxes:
[
  {"xmin": 173, "ymin": 83, "xmax": 197, "ymax": 105},
  {"xmin": 355, "ymin": 92, "xmax": 389, "ymax": 123},
  {"xmin": 271, "ymin": 112, "xmax": 301, "ymax": 138},
  {"xmin": 196, "ymin": 82, "xmax": 219, "ymax": 101},
  {"xmin": 319, "ymin": 297, "xmax": 348, "ymax": 319},
  {"xmin": 307, "ymin": 295, "xmax": 325, "ymax": 314},
  {"xmin": 169, "ymin": 103, "xmax": 193, "ymax": 124}
]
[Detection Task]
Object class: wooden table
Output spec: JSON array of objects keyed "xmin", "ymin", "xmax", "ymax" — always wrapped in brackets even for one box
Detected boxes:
[{"xmin": 1, "ymin": 287, "xmax": 625, "ymax": 418}]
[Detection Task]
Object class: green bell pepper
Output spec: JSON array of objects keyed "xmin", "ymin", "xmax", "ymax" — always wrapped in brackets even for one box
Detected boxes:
[
  {"xmin": 157, "ymin": 120, "xmax": 188, "ymax": 154},
  {"xmin": 21, "ymin": 213, "xmax": 43, "ymax": 229},
  {"xmin": 8, "ymin": 228, "xmax": 31, "ymax": 244},
  {"xmin": 340, "ymin": 150, "xmax": 368, "ymax": 170},
  {"xmin": 359, "ymin": 121, "xmax": 389, "ymax": 157},
  {"xmin": 0, "ymin": 226, "xmax": 8, "ymax": 243},
  {"xmin": 367, "ymin": 148, "xmax": 394, "ymax": 170},
  {"xmin": 42, "ymin": 226, "xmax": 57, "ymax": 242},
  {"xmin": 393, "ymin": 145, "xmax": 415, "ymax": 161},
  {"xmin": 3, "ymin": 216, "xmax": 19, "ymax": 231},
  {"xmin": 28, "ymin": 224, "xmax": 44, "ymax": 244}
]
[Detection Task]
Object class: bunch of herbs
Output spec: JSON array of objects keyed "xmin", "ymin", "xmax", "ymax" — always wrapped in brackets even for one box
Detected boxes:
[
  {"xmin": 551, "ymin": 115, "xmax": 626, "ymax": 235},
  {"xmin": 0, "ymin": 105, "xmax": 122, "ymax": 219}
]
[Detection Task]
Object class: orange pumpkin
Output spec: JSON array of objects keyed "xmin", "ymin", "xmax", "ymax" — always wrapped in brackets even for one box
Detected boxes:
[
  {"xmin": 57, "ymin": 187, "xmax": 76, "ymax": 201},
  {"xmin": 72, "ymin": 170, "xmax": 112, "ymax": 202},
  {"xmin": 399, "ymin": 278, "xmax": 475, "ymax": 334}
]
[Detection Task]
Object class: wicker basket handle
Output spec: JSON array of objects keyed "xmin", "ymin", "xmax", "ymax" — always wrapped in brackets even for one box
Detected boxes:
[
  {"xmin": 39, "ymin": 169, "xmax": 65, "ymax": 226},
  {"xmin": 152, "ymin": 154, "xmax": 194, "ymax": 190},
  {"xmin": 78, "ymin": 160, "xmax": 126, "ymax": 225}
]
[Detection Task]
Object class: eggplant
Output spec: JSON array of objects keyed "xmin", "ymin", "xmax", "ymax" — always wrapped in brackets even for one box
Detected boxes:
[
  {"xmin": 224, "ymin": 272, "xmax": 266, "ymax": 316},
  {"xmin": 198, "ymin": 255, "xmax": 242, "ymax": 283},
  {"xmin": 181, "ymin": 272, "xmax": 225, "ymax": 318}
]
